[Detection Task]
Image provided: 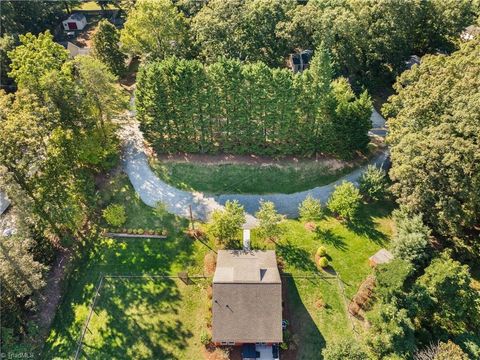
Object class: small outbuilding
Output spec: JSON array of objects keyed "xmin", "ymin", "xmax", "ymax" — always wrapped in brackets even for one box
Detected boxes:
[
  {"xmin": 62, "ymin": 13, "xmax": 87, "ymax": 31},
  {"xmin": 369, "ymin": 248, "xmax": 393, "ymax": 267}
]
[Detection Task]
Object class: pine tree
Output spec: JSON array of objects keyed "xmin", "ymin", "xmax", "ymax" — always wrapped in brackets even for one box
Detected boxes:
[{"xmin": 92, "ymin": 19, "xmax": 126, "ymax": 76}]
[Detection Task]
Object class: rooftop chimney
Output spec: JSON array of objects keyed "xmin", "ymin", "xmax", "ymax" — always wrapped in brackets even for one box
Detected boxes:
[{"xmin": 243, "ymin": 229, "xmax": 251, "ymax": 251}]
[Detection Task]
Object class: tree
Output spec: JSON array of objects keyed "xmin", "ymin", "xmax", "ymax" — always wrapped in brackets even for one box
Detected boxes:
[
  {"xmin": 391, "ymin": 208, "xmax": 431, "ymax": 268},
  {"xmin": 359, "ymin": 165, "xmax": 388, "ymax": 201},
  {"xmin": 322, "ymin": 339, "xmax": 368, "ymax": 360},
  {"xmin": 0, "ymin": 1, "xmax": 66, "ymax": 35},
  {"xmin": 103, "ymin": 204, "xmax": 127, "ymax": 227},
  {"xmin": 207, "ymin": 200, "xmax": 245, "ymax": 246},
  {"xmin": 298, "ymin": 195, "xmax": 323, "ymax": 222},
  {"xmin": 92, "ymin": 19, "xmax": 126, "ymax": 76},
  {"xmin": 414, "ymin": 341, "xmax": 469, "ymax": 360},
  {"xmin": 412, "ymin": 252, "xmax": 480, "ymax": 338},
  {"xmin": 327, "ymin": 182, "xmax": 362, "ymax": 220},
  {"xmin": 255, "ymin": 201, "xmax": 284, "ymax": 241},
  {"xmin": 375, "ymin": 259, "xmax": 412, "ymax": 304},
  {"xmin": 8, "ymin": 31, "xmax": 68, "ymax": 92},
  {"xmin": 120, "ymin": 0, "xmax": 189, "ymax": 60},
  {"xmin": 383, "ymin": 39, "xmax": 480, "ymax": 250},
  {"xmin": 366, "ymin": 303, "xmax": 416, "ymax": 359}
]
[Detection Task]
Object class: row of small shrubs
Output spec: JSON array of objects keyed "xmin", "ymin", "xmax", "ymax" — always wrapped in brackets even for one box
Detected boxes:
[
  {"xmin": 315, "ymin": 246, "xmax": 329, "ymax": 269},
  {"xmin": 105, "ymin": 228, "xmax": 168, "ymax": 236}
]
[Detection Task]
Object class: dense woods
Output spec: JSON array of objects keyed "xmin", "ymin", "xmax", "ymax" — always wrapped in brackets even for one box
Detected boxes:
[
  {"xmin": 136, "ymin": 52, "xmax": 372, "ymax": 159},
  {"xmin": 384, "ymin": 39, "xmax": 480, "ymax": 256},
  {"xmin": 0, "ymin": 31, "xmax": 123, "ymax": 352}
]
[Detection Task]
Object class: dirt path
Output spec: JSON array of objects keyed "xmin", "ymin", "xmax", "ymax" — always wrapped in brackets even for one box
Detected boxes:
[{"xmin": 32, "ymin": 249, "xmax": 72, "ymax": 345}]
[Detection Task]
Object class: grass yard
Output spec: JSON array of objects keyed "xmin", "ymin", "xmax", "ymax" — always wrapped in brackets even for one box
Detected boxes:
[
  {"xmin": 43, "ymin": 171, "xmax": 394, "ymax": 359},
  {"xmin": 151, "ymin": 161, "xmax": 355, "ymax": 195},
  {"xmin": 43, "ymin": 174, "xmax": 211, "ymax": 359},
  {"xmin": 251, "ymin": 200, "xmax": 394, "ymax": 358}
]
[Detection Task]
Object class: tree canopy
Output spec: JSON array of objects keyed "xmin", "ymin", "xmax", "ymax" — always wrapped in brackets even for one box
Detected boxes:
[
  {"xmin": 384, "ymin": 39, "xmax": 480, "ymax": 252},
  {"xmin": 120, "ymin": 0, "xmax": 189, "ymax": 60}
]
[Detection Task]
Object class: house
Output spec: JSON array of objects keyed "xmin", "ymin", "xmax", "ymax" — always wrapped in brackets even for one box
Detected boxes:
[
  {"xmin": 66, "ymin": 41, "xmax": 91, "ymax": 57},
  {"xmin": 461, "ymin": 25, "xmax": 480, "ymax": 41},
  {"xmin": 369, "ymin": 248, "xmax": 393, "ymax": 267},
  {"xmin": 405, "ymin": 55, "xmax": 421, "ymax": 70},
  {"xmin": 212, "ymin": 249, "xmax": 282, "ymax": 358},
  {"xmin": 289, "ymin": 49, "xmax": 313, "ymax": 73},
  {"xmin": 62, "ymin": 13, "xmax": 87, "ymax": 31},
  {"xmin": 0, "ymin": 191, "xmax": 10, "ymax": 216}
]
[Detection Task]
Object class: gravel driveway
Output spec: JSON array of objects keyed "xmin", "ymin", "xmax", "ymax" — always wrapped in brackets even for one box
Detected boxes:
[{"xmin": 120, "ymin": 106, "xmax": 387, "ymax": 228}]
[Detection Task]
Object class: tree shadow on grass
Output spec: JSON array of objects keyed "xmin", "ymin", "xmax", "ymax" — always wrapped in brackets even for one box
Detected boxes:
[
  {"xmin": 282, "ymin": 276, "xmax": 325, "ymax": 359},
  {"xmin": 82, "ymin": 277, "xmax": 193, "ymax": 360},
  {"xmin": 345, "ymin": 203, "xmax": 390, "ymax": 245},
  {"xmin": 276, "ymin": 241, "xmax": 318, "ymax": 274},
  {"xmin": 314, "ymin": 228, "xmax": 348, "ymax": 251}
]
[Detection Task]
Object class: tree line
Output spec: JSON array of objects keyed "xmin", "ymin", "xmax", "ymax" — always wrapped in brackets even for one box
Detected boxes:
[
  {"xmin": 119, "ymin": 0, "xmax": 479, "ymax": 87},
  {"xmin": 136, "ymin": 50, "xmax": 372, "ymax": 159},
  {"xmin": 0, "ymin": 31, "xmax": 124, "ymax": 353}
]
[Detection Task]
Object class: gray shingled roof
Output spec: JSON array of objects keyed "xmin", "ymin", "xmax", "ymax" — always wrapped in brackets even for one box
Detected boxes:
[
  {"xmin": 212, "ymin": 250, "xmax": 283, "ymax": 344},
  {"xmin": 0, "ymin": 192, "xmax": 10, "ymax": 215}
]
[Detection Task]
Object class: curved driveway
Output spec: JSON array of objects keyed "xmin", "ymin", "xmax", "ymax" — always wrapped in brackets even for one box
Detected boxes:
[{"xmin": 120, "ymin": 108, "xmax": 387, "ymax": 228}]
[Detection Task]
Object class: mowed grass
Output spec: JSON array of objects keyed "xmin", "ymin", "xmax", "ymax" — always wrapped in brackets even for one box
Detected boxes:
[
  {"xmin": 43, "ymin": 174, "xmax": 211, "ymax": 359},
  {"xmin": 43, "ymin": 172, "xmax": 394, "ymax": 359},
  {"xmin": 152, "ymin": 161, "xmax": 355, "ymax": 195},
  {"xmin": 251, "ymin": 200, "xmax": 394, "ymax": 359}
]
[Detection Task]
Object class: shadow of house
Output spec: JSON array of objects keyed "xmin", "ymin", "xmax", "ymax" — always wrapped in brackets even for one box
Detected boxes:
[{"xmin": 282, "ymin": 276, "xmax": 325, "ymax": 359}]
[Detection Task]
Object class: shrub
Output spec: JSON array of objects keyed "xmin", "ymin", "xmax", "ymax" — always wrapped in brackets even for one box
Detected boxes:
[
  {"xmin": 298, "ymin": 195, "xmax": 323, "ymax": 222},
  {"xmin": 204, "ymin": 251, "xmax": 217, "ymax": 275},
  {"xmin": 414, "ymin": 341, "xmax": 468, "ymax": 360},
  {"xmin": 327, "ymin": 182, "xmax": 361, "ymax": 220},
  {"xmin": 127, "ymin": 228, "xmax": 133, "ymax": 234},
  {"xmin": 102, "ymin": 204, "xmax": 126, "ymax": 227},
  {"xmin": 391, "ymin": 208, "xmax": 431, "ymax": 268},
  {"xmin": 317, "ymin": 256, "xmax": 329, "ymax": 268},
  {"xmin": 359, "ymin": 165, "xmax": 388, "ymax": 201},
  {"xmin": 200, "ymin": 330, "xmax": 211, "ymax": 346},
  {"xmin": 316, "ymin": 246, "xmax": 327, "ymax": 257},
  {"xmin": 137, "ymin": 229, "xmax": 144, "ymax": 235},
  {"xmin": 322, "ymin": 339, "xmax": 368, "ymax": 360},
  {"xmin": 162, "ymin": 229, "xmax": 168, "ymax": 236}
]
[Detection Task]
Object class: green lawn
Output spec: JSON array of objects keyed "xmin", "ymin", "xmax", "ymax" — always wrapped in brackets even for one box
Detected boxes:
[
  {"xmin": 43, "ymin": 175, "xmax": 211, "ymax": 359},
  {"xmin": 151, "ymin": 161, "xmax": 356, "ymax": 195},
  {"xmin": 251, "ymin": 201, "xmax": 394, "ymax": 358},
  {"xmin": 43, "ymin": 172, "xmax": 393, "ymax": 359}
]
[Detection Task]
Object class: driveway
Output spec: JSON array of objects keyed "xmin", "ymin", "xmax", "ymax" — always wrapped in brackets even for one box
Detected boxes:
[{"xmin": 119, "ymin": 106, "xmax": 387, "ymax": 228}]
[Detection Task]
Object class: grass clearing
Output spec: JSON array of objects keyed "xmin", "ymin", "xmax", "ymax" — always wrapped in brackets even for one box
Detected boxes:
[{"xmin": 151, "ymin": 161, "xmax": 355, "ymax": 195}]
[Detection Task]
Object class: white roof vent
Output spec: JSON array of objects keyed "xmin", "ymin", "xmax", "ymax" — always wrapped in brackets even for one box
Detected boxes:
[{"xmin": 243, "ymin": 229, "xmax": 251, "ymax": 251}]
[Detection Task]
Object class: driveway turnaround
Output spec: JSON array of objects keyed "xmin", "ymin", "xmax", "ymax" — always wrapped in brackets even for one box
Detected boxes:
[{"xmin": 120, "ymin": 107, "xmax": 387, "ymax": 228}]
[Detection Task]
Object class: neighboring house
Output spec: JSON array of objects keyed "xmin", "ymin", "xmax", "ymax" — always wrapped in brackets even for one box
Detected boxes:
[
  {"xmin": 289, "ymin": 49, "xmax": 313, "ymax": 73},
  {"xmin": 461, "ymin": 25, "xmax": 480, "ymax": 41},
  {"xmin": 67, "ymin": 41, "xmax": 91, "ymax": 57},
  {"xmin": 212, "ymin": 249, "xmax": 282, "ymax": 359},
  {"xmin": 62, "ymin": 13, "xmax": 87, "ymax": 31},
  {"xmin": 405, "ymin": 55, "xmax": 421, "ymax": 70},
  {"xmin": 0, "ymin": 191, "xmax": 10, "ymax": 216}
]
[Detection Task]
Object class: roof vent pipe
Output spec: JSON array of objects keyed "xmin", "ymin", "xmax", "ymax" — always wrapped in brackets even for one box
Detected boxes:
[{"xmin": 243, "ymin": 229, "xmax": 251, "ymax": 251}]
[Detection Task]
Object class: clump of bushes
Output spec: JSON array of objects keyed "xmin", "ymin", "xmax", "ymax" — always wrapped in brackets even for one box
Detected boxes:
[
  {"xmin": 359, "ymin": 165, "xmax": 388, "ymax": 201},
  {"xmin": 298, "ymin": 195, "xmax": 323, "ymax": 222},
  {"xmin": 327, "ymin": 181, "xmax": 362, "ymax": 221},
  {"xmin": 204, "ymin": 251, "xmax": 217, "ymax": 276},
  {"xmin": 316, "ymin": 246, "xmax": 327, "ymax": 257},
  {"xmin": 200, "ymin": 330, "xmax": 212, "ymax": 346},
  {"xmin": 103, "ymin": 204, "xmax": 126, "ymax": 227},
  {"xmin": 317, "ymin": 256, "xmax": 329, "ymax": 269}
]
